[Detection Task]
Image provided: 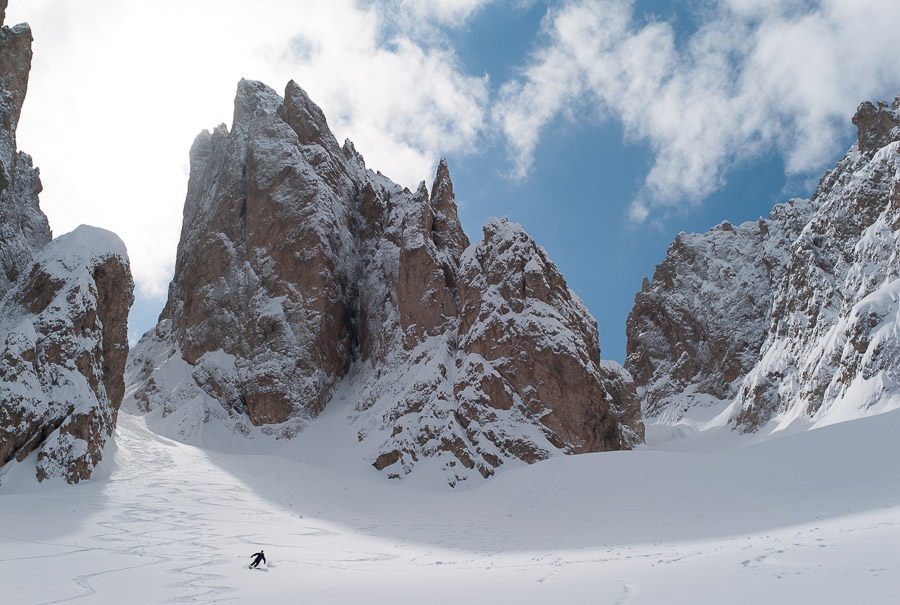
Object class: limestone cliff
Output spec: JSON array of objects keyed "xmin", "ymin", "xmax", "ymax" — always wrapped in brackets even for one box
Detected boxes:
[
  {"xmin": 126, "ymin": 79, "xmax": 642, "ymax": 484},
  {"xmin": 0, "ymin": 3, "xmax": 50, "ymax": 293}
]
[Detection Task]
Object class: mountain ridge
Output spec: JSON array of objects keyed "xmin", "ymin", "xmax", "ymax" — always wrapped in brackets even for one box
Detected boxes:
[
  {"xmin": 627, "ymin": 94, "xmax": 900, "ymax": 433},
  {"xmin": 126, "ymin": 79, "xmax": 642, "ymax": 486}
]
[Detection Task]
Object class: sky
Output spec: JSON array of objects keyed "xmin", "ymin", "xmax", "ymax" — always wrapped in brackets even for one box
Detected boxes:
[{"xmin": 6, "ymin": 0, "xmax": 900, "ymax": 363}]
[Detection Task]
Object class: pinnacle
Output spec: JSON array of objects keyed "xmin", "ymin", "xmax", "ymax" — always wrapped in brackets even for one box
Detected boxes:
[
  {"xmin": 282, "ymin": 80, "xmax": 340, "ymax": 151},
  {"xmin": 852, "ymin": 96, "xmax": 900, "ymax": 155},
  {"xmin": 233, "ymin": 79, "xmax": 282, "ymax": 127}
]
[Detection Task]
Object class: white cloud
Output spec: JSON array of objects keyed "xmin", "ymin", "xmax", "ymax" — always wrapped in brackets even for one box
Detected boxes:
[
  {"xmin": 494, "ymin": 0, "xmax": 900, "ymax": 219},
  {"xmin": 394, "ymin": 0, "xmax": 495, "ymax": 26},
  {"xmin": 6, "ymin": 0, "xmax": 489, "ymax": 298}
]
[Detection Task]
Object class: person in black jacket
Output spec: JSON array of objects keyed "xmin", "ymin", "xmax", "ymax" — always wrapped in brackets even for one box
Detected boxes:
[{"xmin": 249, "ymin": 549, "xmax": 266, "ymax": 568}]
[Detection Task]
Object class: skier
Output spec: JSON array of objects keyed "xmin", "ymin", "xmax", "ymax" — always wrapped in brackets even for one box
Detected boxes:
[{"xmin": 249, "ymin": 549, "xmax": 266, "ymax": 569}]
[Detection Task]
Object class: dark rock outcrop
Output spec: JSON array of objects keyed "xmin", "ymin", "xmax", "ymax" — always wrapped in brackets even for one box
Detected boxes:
[{"xmin": 127, "ymin": 79, "xmax": 642, "ymax": 484}]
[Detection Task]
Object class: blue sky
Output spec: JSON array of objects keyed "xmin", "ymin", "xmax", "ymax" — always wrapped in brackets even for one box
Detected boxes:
[{"xmin": 8, "ymin": 0, "xmax": 900, "ymax": 363}]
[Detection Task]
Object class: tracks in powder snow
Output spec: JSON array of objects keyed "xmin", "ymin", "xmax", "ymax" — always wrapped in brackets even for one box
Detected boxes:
[
  {"xmin": 1, "ymin": 411, "xmax": 899, "ymax": 604},
  {"xmin": 0, "ymin": 415, "xmax": 301, "ymax": 603}
]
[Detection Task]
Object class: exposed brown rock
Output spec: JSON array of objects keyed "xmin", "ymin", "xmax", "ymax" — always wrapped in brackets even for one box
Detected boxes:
[
  {"xmin": 397, "ymin": 166, "xmax": 469, "ymax": 348},
  {"xmin": 457, "ymin": 218, "xmax": 629, "ymax": 453},
  {"xmin": 373, "ymin": 450, "xmax": 401, "ymax": 470},
  {"xmin": 1, "ymin": 227, "xmax": 134, "ymax": 483},
  {"xmin": 852, "ymin": 96, "xmax": 900, "ymax": 156},
  {"xmin": 127, "ymin": 79, "xmax": 643, "ymax": 485}
]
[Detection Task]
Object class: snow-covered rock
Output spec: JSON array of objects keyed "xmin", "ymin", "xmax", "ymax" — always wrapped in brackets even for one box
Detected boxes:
[
  {"xmin": 626, "ymin": 200, "xmax": 815, "ymax": 421},
  {"xmin": 0, "ymin": 226, "xmax": 134, "ymax": 483},
  {"xmin": 126, "ymin": 79, "xmax": 642, "ymax": 485},
  {"xmin": 0, "ymin": 3, "xmax": 135, "ymax": 484},
  {"xmin": 734, "ymin": 97, "xmax": 900, "ymax": 430},
  {"xmin": 0, "ymin": 5, "xmax": 50, "ymax": 293},
  {"xmin": 627, "ymin": 95, "xmax": 900, "ymax": 432}
]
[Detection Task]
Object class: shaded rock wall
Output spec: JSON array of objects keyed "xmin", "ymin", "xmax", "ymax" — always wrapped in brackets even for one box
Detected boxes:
[
  {"xmin": 0, "ymin": 10, "xmax": 50, "ymax": 294},
  {"xmin": 626, "ymin": 201, "xmax": 814, "ymax": 420}
]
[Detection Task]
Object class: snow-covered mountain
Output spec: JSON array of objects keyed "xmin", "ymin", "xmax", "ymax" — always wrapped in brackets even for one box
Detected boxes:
[
  {"xmin": 126, "ymin": 80, "xmax": 642, "ymax": 485},
  {"xmin": 0, "ymin": 2, "xmax": 134, "ymax": 484},
  {"xmin": 627, "ymin": 96, "xmax": 900, "ymax": 432}
]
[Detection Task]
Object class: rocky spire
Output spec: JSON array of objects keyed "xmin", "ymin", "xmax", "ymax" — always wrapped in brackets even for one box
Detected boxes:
[
  {"xmin": 0, "ymin": 10, "xmax": 50, "ymax": 293},
  {"xmin": 429, "ymin": 158, "xmax": 469, "ymax": 257},
  {"xmin": 127, "ymin": 79, "xmax": 643, "ymax": 485},
  {"xmin": 852, "ymin": 96, "xmax": 900, "ymax": 156},
  {"xmin": 282, "ymin": 79, "xmax": 342, "ymax": 153}
]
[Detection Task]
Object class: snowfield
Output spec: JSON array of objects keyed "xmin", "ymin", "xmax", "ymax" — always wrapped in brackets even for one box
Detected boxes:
[{"xmin": 1, "ymin": 405, "xmax": 899, "ymax": 604}]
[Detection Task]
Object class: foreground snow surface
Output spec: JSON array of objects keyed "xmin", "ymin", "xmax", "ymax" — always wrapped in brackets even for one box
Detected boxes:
[{"xmin": 2, "ymin": 410, "xmax": 899, "ymax": 604}]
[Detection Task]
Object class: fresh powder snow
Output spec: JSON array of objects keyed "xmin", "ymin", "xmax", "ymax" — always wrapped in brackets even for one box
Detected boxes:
[{"xmin": 1, "ymin": 402, "xmax": 897, "ymax": 604}]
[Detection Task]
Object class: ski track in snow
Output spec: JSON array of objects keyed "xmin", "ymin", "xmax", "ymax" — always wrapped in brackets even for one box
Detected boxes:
[{"xmin": 1, "ymin": 411, "xmax": 899, "ymax": 604}]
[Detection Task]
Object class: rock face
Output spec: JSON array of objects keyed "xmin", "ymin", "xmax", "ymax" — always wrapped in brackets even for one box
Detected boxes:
[
  {"xmin": 0, "ymin": 5, "xmax": 135, "ymax": 484},
  {"xmin": 625, "ymin": 201, "xmax": 815, "ymax": 420},
  {"xmin": 1, "ymin": 227, "xmax": 133, "ymax": 483},
  {"xmin": 627, "ymin": 95, "xmax": 900, "ymax": 431},
  {"xmin": 0, "ymin": 5, "xmax": 50, "ymax": 293},
  {"xmin": 127, "ymin": 79, "xmax": 642, "ymax": 484}
]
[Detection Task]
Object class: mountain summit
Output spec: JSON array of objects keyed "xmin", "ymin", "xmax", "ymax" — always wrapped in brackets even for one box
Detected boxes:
[
  {"xmin": 627, "ymin": 95, "xmax": 900, "ymax": 432},
  {"xmin": 126, "ymin": 80, "xmax": 642, "ymax": 485}
]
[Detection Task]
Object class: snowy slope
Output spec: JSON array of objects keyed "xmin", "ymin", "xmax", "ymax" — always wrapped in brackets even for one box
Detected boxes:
[{"xmin": 0, "ymin": 406, "xmax": 897, "ymax": 604}]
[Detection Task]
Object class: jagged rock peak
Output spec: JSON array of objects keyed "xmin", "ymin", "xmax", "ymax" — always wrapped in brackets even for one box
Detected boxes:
[
  {"xmin": 429, "ymin": 158, "xmax": 469, "ymax": 256},
  {"xmin": 458, "ymin": 217, "xmax": 642, "ymax": 453},
  {"xmin": 232, "ymin": 78, "xmax": 282, "ymax": 126},
  {"xmin": 852, "ymin": 95, "xmax": 900, "ymax": 156},
  {"xmin": 126, "ymin": 78, "xmax": 642, "ymax": 485},
  {"xmin": 628, "ymin": 91, "xmax": 900, "ymax": 433},
  {"xmin": 0, "ymin": 0, "xmax": 7, "ymax": 28},
  {"xmin": 282, "ymin": 79, "xmax": 341, "ymax": 152}
]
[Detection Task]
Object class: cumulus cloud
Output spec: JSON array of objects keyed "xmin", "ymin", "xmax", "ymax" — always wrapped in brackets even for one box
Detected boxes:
[
  {"xmin": 494, "ymin": 0, "xmax": 900, "ymax": 218},
  {"xmin": 7, "ymin": 0, "xmax": 489, "ymax": 298},
  {"xmin": 393, "ymin": 0, "xmax": 496, "ymax": 26}
]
